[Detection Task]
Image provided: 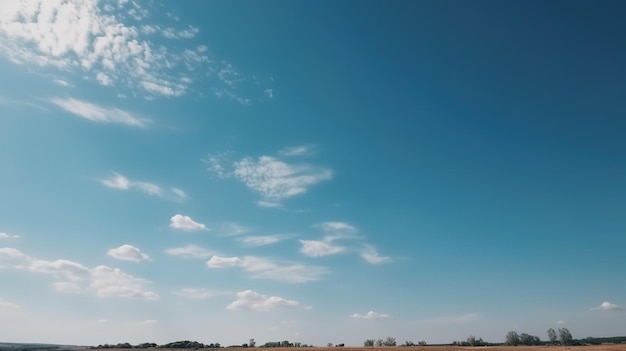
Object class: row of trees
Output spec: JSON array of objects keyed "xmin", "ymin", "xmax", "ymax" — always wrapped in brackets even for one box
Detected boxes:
[
  {"xmin": 364, "ymin": 337, "xmax": 397, "ymax": 347},
  {"xmin": 504, "ymin": 328, "xmax": 573, "ymax": 346}
]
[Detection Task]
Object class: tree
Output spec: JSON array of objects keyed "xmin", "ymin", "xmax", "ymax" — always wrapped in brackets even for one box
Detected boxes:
[
  {"xmin": 364, "ymin": 340, "xmax": 375, "ymax": 347},
  {"xmin": 505, "ymin": 331, "xmax": 520, "ymax": 346},
  {"xmin": 383, "ymin": 337, "xmax": 396, "ymax": 347},
  {"xmin": 558, "ymin": 328, "xmax": 573, "ymax": 346},
  {"xmin": 375, "ymin": 339, "xmax": 384, "ymax": 347},
  {"xmin": 418, "ymin": 341, "xmax": 427, "ymax": 346},
  {"xmin": 249, "ymin": 339, "xmax": 256, "ymax": 348},
  {"xmin": 547, "ymin": 329, "xmax": 557, "ymax": 345},
  {"xmin": 327, "ymin": 343, "xmax": 333, "ymax": 348}
]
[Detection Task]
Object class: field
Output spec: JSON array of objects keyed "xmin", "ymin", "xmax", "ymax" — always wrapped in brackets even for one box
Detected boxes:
[{"xmin": 80, "ymin": 346, "xmax": 626, "ymax": 351}]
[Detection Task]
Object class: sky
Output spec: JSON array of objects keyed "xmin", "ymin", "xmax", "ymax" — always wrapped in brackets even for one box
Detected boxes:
[{"xmin": 1, "ymin": 0, "xmax": 626, "ymax": 347}]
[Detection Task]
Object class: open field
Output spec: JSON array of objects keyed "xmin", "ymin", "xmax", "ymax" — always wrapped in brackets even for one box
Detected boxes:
[{"xmin": 77, "ymin": 346, "xmax": 626, "ymax": 351}]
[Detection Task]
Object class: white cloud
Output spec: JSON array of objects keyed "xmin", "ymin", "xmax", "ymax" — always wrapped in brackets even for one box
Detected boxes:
[
  {"xmin": 91, "ymin": 265, "xmax": 158, "ymax": 300},
  {"xmin": 257, "ymin": 201, "xmax": 283, "ymax": 209},
  {"xmin": 172, "ymin": 288, "xmax": 227, "ymax": 299},
  {"xmin": 238, "ymin": 234, "xmax": 293, "ymax": 247},
  {"xmin": 0, "ymin": 301, "xmax": 19, "ymax": 310},
  {"xmin": 171, "ymin": 187, "xmax": 187, "ymax": 200},
  {"xmin": 360, "ymin": 245, "xmax": 391, "ymax": 264},
  {"xmin": 206, "ymin": 256, "xmax": 242, "ymax": 268},
  {"xmin": 52, "ymin": 281, "xmax": 84, "ymax": 293},
  {"xmin": 591, "ymin": 301, "xmax": 624, "ymax": 311},
  {"xmin": 0, "ymin": 233, "xmax": 20, "ymax": 239},
  {"xmin": 352, "ymin": 311, "xmax": 390, "ymax": 319},
  {"xmin": 162, "ymin": 25, "xmax": 198, "ymax": 39},
  {"xmin": 164, "ymin": 245, "xmax": 214, "ymax": 259},
  {"xmin": 29, "ymin": 259, "xmax": 90, "ymax": 281},
  {"xmin": 265, "ymin": 88, "xmax": 273, "ymax": 99},
  {"xmin": 279, "ymin": 144, "xmax": 317, "ymax": 157},
  {"xmin": 0, "ymin": 247, "xmax": 24, "ymax": 260},
  {"xmin": 233, "ymin": 156, "xmax": 332, "ymax": 200},
  {"xmin": 50, "ymin": 98, "xmax": 148, "ymax": 127},
  {"xmin": 96, "ymin": 72, "xmax": 113, "ymax": 86},
  {"xmin": 165, "ymin": 245, "xmax": 215, "ymax": 259},
  {"xmin": 0, "ymin": 1, "xmax": 211, "ymax": 97},
  {"xmin": 53, "ymin": 79, "xmax": 72, "ymax": 87},
  {"xmin": 169, "ymin": 214, "xmax": 208, "ymax": 232},
  {"xmin": 556, "ymin": 320, "xmax": 566, "ymax": 324},
  {"xmin": 315, "ymin": 221, "xmax": 358, "ymax": 239},
  {"xmin": 101, "ymin": 172, "xmax": 186, "ymax": 200},
  {"xmin": 206, "ymin": 255, "xmax": 327, "ymax": 283},
  {"xmin": 299, "ymin": 240, "xmax": 345, "ymax": 257},
  {"xmin": 107, "ymin": 244, "xmax": 150, "ymax": 262},
  {"xmin": 102, "ymin": 172, "xmax": 131, "ymax": 190},
  {"xmin": 226, "ymin": 290, "xmax": 299, "ymax": 312}
]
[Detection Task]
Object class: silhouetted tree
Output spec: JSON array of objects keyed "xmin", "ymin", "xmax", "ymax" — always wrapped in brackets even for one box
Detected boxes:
[
  {"xmin": 547, "ymin": 329, "xmax": 557, "ymax": 345},
  {"xmin": 505, "ymin": 331, "xmax": 520, "ymax": 346}
]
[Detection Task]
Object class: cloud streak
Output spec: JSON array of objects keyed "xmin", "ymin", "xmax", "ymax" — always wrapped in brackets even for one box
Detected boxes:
[
  {"xmin": 206, "ymin": 255, "xmax": 327, "ymax": 283},
  {"xmin": 51, "ymin": 98, "xmax": 149, "ymax": 127},
  {"xmin": 101, "ymin": 172, "xmax": 186, "ymax": 201}
]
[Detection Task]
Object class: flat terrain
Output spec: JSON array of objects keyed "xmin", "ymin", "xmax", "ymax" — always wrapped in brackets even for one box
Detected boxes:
[{"xmin": 82, "ymin": 346, "xmax": 626, "ymax": 351}]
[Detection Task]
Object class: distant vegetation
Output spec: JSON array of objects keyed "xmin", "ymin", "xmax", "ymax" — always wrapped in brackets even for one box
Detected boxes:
[{"xmin": 5, "ymin": 330, "xmax": 626, "ymax": 351}]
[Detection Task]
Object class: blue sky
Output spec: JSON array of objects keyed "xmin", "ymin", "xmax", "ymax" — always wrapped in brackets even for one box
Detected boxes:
[{"xmin": 1, "ymin": 0, "xmax": 626, "ymax": 346}]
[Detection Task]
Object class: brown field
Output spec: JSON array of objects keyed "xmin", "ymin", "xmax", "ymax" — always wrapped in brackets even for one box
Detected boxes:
[{"xmin": 83, "ymin": 346, "xmax": 626, "ymax": 351}]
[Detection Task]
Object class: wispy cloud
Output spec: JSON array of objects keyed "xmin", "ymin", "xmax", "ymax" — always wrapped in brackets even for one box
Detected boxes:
[
  {"xmin": 90, "ymin": 265, "xmax": 158, "ymax": 300},
  {"xmin": 279, "ymin": 144, "xmax": 318, "ymax": 157},
  {"xmin": 107, "ymin": 244, "xmax": 150, "ymax": 263},
  {"xmin": 0, "ymin": 233, "xmax": 20, "ymax": 239},
  {"xmin": 0, "ymin": 247, "xmax": 25, "ymax": 260},
  {"xmin": 234, "ymin": 156, "xmax": 332, "ymax": 200},
  {"xmin": 591, "ymin": 301, "xmax": 624, "ymax": 311},
  {"xmin": 170, "ymin": 214, "xmax": 208, "ymax": 232},
  {"xmin": 360, "ymin": 244, "xmax": 391, "ymax": 265},
  {"xmin": 50, "ymin": 98, "xmax": 148, "ymax": 127},
  {"xmin": 0, "ymin": 1, "xmax": 271, "ymax": 100},
  {"xmin": 227, "ymin": 290, "xmax": 299, "ymax": 312},
  {"xmin": 206, "ymin": 152, "xmax": 332, "ymax": 203},
  {"xmin": 101, "ymin": 172, "xmax": 186, "ymax": 201},
  {"xmin": 299, "ymin": 240, "xmax": 346, "ymax": 257},
  {"xmin": 164, "ymin": 245, "xmax": 215, "ymax": 259},
  {"xmin": 352, "ymin": 311, "xmax": 390, "ymax": 319},
  {"xmin": 238, "ymin": 234, "xmax": 293, "ymax": 247},
  {"xmin": 257, "ymin": 201, "xmax": 284, "ymax": 209},
  {"xmin": 206, "ymin": 255, "xmax": 327, "ymax": 283},
  {"xmin": 172, "ymin": 288, "xmax": 228, "ymax": 299},
  {"xmin": 29, "ymin": 259, "xmax": 91, "ymax": 281}
]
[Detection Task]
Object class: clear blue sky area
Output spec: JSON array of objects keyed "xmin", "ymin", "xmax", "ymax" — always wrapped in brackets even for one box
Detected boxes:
[{"xmin": 1, "ymin": 0, "xmax": 625, "ymax": 346}]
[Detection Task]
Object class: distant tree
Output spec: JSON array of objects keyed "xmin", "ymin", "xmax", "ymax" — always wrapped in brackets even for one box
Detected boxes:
[
  {"xmin": 418, "ymin": 341, "xmax": 427, "ymax": 346},
  {"xmin": 547, "ymin": 329, "xmax": 557, "ymax": 345},
  {"xmin": 383, "ymin": 337, "xmax": 396, "ymax": 347},
  {"xmin": 558, "ymin": 328, "xmax": 573, "ymax": 346},
  {"xmin": 364, "ymin": 340, "xmax": 375, "ymax": 347},
  {"xmin": 375, "ymin": 339, "xmax": 384, "ymax": 347},
  {"xmin": 327, "ymin": 343, "xmax": 333, "ymax": 347},
  {"xmin": 402, "ymin": 341, "xmax": 415, "ymax": 347},
  {"xmin": 505, "ymin": 331, "xmax": 520, "ymax": 346},
  {"xmin": 294, "ymin": 343, "xmax": 302, "ymax": 348},
  {"xmin": 249, "ymin": 339, "xmax": 256, "ymax": 348}
]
